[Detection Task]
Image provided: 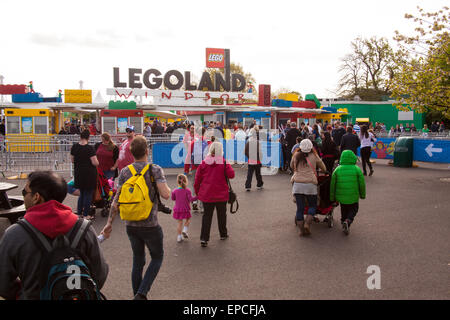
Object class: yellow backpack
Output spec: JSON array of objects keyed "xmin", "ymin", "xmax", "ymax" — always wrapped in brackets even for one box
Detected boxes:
[{"xmin": 118, "ymin": 164, "xmax": 154, "ymax": 221}]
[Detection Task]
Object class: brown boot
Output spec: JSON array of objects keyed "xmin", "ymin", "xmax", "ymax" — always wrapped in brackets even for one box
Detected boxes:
[
  {"xmin": 297, "ymin": 220, "xmax": 305, "ymax": 237},
  {"xmin": 303, "ymin": 215, "xmax": 313, "ymax": 235}
]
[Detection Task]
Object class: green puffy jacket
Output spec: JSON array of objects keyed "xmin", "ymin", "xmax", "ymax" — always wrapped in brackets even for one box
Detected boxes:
[{"xmin": 330, "ymin": 150, "xmax": 366, "ymax": 204}]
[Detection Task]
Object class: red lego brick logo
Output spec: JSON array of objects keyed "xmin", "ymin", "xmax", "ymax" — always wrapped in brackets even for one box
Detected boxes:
[{"xmin": 206, "ymin": 48, "xmax": 225, "ymax": 68}]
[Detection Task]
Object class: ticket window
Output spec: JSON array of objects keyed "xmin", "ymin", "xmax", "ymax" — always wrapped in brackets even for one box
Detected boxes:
[
  {"xmin": 6, "ymin": 116, "xmax": 20, "ymax": 134},
  {"xmin": 243, "ymin": 118, "xmax": 254, "ymax": 127},
  {"xmin": 129, "ymin": 117, "xmax": 143, "ymax": 133},
  {"xmin": 215, "ymin": 114, "xmax": 224, "ymax": 125},
  {"xmin": 261, "ymin": 118, "xmax": 270, "ymax": 130},
  {"xmin": 34, "ymin": 117, "xmax": 48, "ymax": 134},
  {"xmin": 103, "ymin": 117, "xmax": 116, "ymax": 134}
]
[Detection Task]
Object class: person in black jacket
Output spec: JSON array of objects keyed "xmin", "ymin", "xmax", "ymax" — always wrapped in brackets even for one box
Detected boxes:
[
  {"xmin": 332, "ymin": 122, "xmax": 346, "ymax": 149},
  {"xmin": 320, "ymin": 131, "xmax": 339, "ymax": 173},
  {"xmin": 340, "ymin": 126, "xmax": 361, "ymax": 155},
  {"xmin": 285, "ymin": 122, "xmax": 302, "ymax": 172}
]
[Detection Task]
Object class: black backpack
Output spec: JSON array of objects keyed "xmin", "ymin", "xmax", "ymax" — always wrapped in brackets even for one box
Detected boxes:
[{"xmin": 17, "ymin": 218, "xmax": 106, "ymax": 300}]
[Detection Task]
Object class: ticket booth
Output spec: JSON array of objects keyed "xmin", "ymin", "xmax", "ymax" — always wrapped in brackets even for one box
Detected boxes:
[
  {"xmin": 4, "ymin": 108, "xmax": 59, "ymax": 136},
  {"xmin": 4, "ymin": 108, "xmax": 61, "ymax": 152},
  {"xmin": 100, "ymin": 109, "xmax": 143, "ymax": 134}
]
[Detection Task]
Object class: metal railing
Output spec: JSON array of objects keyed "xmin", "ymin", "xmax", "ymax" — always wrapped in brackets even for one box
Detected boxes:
[
  {"xmin": 374, "ymin": 131, "xmax": 450, "ymax": 140},
  {"xmin": 0, "ymin": 134, "xmax": 183, "ymax": 176}
]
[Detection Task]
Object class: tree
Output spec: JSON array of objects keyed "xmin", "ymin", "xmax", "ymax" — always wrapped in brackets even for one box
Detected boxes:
[
  {"xmin": 337, "ymin": 37, "xmax": 398, "ymax": 100},
  {"xmin": 203, "ymin": 62, "xmax": 257, "ymax": 104},
  {"xmin": 391, "ymin": 6, "xmax": 450, "ymax": 120}
]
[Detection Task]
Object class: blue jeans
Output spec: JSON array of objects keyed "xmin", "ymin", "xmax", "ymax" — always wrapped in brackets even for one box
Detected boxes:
[
  {"xmin": 294, "ymin": 194, "xmax": 317, "ymax": 221},
  {"xmin": 126, "ymin": 225, "xmax": 164, "ymax": 297},
  {"xmin": 77, "ymin": 188, "xmax": 94, "ymax": 216}
]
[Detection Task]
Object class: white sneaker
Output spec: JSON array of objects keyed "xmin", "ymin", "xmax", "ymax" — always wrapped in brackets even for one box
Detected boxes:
[
  {"xmin": 177, "ymin": 235, "xmax": 183, "ymax": 243},
  {"xmin": 182, "ymin": 231, "xmax": 189, "ymax": 239}
]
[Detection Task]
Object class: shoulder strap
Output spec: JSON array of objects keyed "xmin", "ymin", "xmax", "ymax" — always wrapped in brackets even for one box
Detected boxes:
[
  {"xmin": 70, "ymin": 219, "xmax": 92, "ymax": 249},
  {"xmin": 139, "ymin": 164, "xmax": 151, "ymax": 177},
  {"xmin": 147, "ymin": 164, "xmax": 157, "ymax": 202},
  {"xmin": 128, "ymin": 164, "xmax": 137, "ymax": 176},
  {"xmin": 305, "ymin": 155, "xmax": 318, "ymax": 180},
  {"xmin": 224, "ymin": 160, "xmax": 232, "ymax": 190},
  {"xmin": 18, "ymin": 218, "xmax": 91, "ymax": 253},
  {"xmin": 128, "ymin": 164, "xmax": 150, "ymax": 177},
  {"xmin": 17, "ymin": 219, "xmax": 53, "ymax": 253}
]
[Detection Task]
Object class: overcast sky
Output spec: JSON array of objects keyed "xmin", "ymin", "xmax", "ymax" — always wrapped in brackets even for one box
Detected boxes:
[{"xmin": 0, "ymin": 0, "xmax": 447, "ymax": 101}]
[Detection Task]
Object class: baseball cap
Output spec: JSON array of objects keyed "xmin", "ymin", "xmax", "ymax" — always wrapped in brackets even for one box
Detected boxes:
[
  {"xmin": 299, "ymin": 139, "xmax": 313, "ymax": 153},
  {"xmin": 126, "ymin": 125, "xmax": 135, "ymax": 132}
]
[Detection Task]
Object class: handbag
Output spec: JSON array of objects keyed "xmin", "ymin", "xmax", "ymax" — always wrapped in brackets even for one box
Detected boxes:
[{"xmin": 224, "ymin": 160, "xmax": 239, "ymax": 214}]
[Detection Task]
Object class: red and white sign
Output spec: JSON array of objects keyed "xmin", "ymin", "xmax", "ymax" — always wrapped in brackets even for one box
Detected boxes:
[{"xmin": 206, "ymin": 48, "xmax": 225, "ymax": 68}]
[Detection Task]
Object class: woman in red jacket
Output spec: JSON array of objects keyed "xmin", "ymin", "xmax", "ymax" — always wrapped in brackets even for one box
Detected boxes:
[{"xmin": 194, "ymin": 142, "xmax": 235, "ymax": 247}]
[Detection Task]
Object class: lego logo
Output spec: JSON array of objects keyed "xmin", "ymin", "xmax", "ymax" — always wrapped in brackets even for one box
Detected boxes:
[{"xmin": 208, "ymin": 54, "xmax": 224, "ymax": 62}]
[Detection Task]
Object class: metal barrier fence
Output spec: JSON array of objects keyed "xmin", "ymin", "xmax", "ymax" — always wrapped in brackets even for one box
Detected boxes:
[
  {"xmin": 0, "ymin": 134, "xmax": 183, "ymax": 176},
  {"xmin": 375, "ymin": 131, "xmax": 450, "ymax": 140},
  {"xmin": 0, "ymin": 131, "xmax": 448, "ymax": 176}
]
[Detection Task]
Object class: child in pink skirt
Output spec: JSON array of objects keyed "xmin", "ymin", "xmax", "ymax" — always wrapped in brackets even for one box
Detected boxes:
[{"xmin": 171, "ymin": 174, "xmax": 198, "ymax": 242}]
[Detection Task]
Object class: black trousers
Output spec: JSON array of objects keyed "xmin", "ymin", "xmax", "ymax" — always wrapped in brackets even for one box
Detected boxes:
[
  {"xmin": 360, "ymin": 146, "xmax": 373, "ymax": 174},
  {"xmin": 340, "ymin": 203, "xmax": 359, "ymax": 225},
  {"xmin": 245, "ymin": 164, "xmax": 263, "ymax": 189},
  {"xmin": 322, "ymin": 157, "xmax": 336, "ymax": 173},
  {"xmin": 200, "ymin": 201, "xmax": 227, "ymax": 242}
]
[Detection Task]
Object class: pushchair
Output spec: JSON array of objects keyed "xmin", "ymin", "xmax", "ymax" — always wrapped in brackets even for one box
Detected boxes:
[
  {"xmin": 90, "ymin": 168, "xmax": 116, "ymax": 218},
  {"xmin": 294, "ymin": 173, "xmax": 337, "ymax": 228}
]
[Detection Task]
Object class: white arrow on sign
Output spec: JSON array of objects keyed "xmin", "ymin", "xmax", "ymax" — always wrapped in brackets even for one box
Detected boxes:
[{"xmin": 425, "ymin": 143, "xmax": 443, "ymax": 157}]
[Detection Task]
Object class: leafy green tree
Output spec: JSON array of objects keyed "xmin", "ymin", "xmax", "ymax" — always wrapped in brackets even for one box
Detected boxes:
[
  {"xmin": 391, "ymin": 6, "xmax": 450, "ymax": 119},
  {"xmin": 338, "ymin": 37, "xmax": 398, "ymax": 100}
]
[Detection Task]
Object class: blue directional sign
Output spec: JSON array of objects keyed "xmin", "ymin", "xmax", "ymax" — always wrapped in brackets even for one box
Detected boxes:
[{"xmin": 413, "ymin": 139, "xmax": 450, "ymax": 163}]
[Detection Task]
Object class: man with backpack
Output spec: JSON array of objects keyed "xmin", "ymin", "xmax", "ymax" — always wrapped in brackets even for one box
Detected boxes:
[
  {"xmin": 101, "ymin": 135, "xmax": 171, "ymax": 300},
  {"xmin": 0, "ymin": 171, "xmax": 108, "ymax": 300}
]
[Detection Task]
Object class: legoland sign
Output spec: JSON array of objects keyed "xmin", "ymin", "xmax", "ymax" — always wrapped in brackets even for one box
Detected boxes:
[
  {"xmin": 108, "ymin": 49, "xmax": 252, "ymax": 106},
  {"xmin": 112, "ymin": 67, "xmax": 246, "ymax": 92}
]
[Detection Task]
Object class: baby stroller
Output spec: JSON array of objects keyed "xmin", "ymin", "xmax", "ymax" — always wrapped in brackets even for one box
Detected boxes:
[
  {"xmin": 294, "ymin": 173, "xmax": 337, "ymax": 228},
  {"xmin": 91, "ymin": 168, "xmax": 116, "ymax": 218}
]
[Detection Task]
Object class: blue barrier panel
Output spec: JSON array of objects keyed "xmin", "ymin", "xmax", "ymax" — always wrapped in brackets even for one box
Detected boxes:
[
  {"xmin": 260, "ymin": 141, "xmax": 282, "ymax": 167},
  {"xmin": 413, "ymin": 139, "xmax": 450, "ymax": 163},
  {"xmin": 152, "ymin": 142, "xmax": 184, "ymax": 168},
  {"xmin": 152, "ymin": 140, "xmax": 286, "ymax": 168}
]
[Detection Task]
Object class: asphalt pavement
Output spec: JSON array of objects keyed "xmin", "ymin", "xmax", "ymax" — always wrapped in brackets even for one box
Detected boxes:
[{"xmin": 1, "ymin": 160, "xmax": 449, "ymax": 300}]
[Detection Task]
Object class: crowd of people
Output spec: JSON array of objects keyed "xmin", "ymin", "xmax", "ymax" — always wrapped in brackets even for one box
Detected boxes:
[
  {"xmin": 0, "ymin": 124, "xmax": 238, "ymax": 300},
  {"xmin": 0, "ymin": 116, "xmax": 445, "ymax": 300}
]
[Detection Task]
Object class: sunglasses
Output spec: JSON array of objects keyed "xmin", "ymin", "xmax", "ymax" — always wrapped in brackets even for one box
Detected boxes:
[{"xmin": 22, "ymin": 189, "xmax": 33, "ymax": 197}]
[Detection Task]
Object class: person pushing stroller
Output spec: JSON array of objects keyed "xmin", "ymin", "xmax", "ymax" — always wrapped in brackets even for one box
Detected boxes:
[{"xmin": 291, "ymin": 139, "xmax": 327, "ymax": 237}]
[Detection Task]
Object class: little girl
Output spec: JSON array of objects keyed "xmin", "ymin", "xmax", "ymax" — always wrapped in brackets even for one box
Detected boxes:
[{"xmin": 171, "ymin": 174, "xmax": 198, "ymax": 243}]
